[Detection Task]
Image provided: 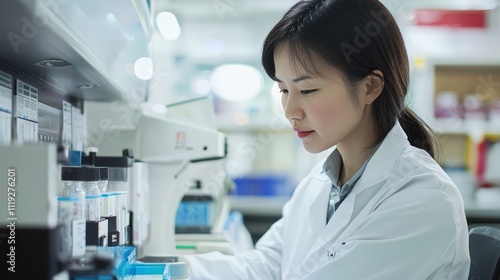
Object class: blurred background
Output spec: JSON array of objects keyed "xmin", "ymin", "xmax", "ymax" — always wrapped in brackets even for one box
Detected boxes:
[
  {"xmin": 1, "ymin": 0, "xmax": 500, "ymax": 247},
  {"xmin": 146, "ymin": 0, "xmax": 500, "ymax": 242}
]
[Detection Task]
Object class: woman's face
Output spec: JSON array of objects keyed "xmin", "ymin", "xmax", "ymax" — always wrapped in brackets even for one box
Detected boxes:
[{"xmin": 274, "ymin": 44, "xmax": 367, "ymax": 153}]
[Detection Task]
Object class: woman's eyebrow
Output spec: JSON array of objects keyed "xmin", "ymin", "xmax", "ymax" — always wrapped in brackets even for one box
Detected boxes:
[{"xmin": 274, "ymin": 75, "xmax": 314, "ymax": 83}]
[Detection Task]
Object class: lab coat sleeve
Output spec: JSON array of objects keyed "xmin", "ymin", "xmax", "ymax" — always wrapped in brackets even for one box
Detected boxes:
[
  {"xmin": 185, "ymin": 199, "xmax": 292, "ymax": 280},
  {"xmin": 303, "ymin": 177, "xmax": 470, "ymax": 280}
]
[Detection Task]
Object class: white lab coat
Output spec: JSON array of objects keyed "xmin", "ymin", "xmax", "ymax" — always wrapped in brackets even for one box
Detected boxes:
[{"xmin": 185, "ymin": 122, "xmax": 471, "ymax": 279}]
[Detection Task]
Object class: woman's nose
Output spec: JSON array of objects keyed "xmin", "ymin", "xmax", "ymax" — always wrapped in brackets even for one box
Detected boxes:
[{"xmin": 283, "ymin": 92, "xmax": 302, "ymax": 121}]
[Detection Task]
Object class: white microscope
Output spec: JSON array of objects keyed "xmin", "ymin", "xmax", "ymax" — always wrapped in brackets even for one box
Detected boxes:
[{"xmin": 85, "ymin": 97, "xmax": 231, "ymax": 278}]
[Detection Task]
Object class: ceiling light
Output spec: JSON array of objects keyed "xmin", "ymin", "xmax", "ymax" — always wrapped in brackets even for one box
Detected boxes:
[
  {"xmin": 210, "ymin": 64, "xmax": 263, "ymax": 102},
  {"xmin": 156, "ymin": 12, "xmax": 181, "ymax": 41},
  {"xmin": 77, "ymin": 84, "xmax": 99, "ymax": 89},
  {"xmin": 34, "ymin": 59, "xmax": 72, "ymax": 68},
  {"xmin": 134, "ymin": 57, "xmax": 153, "ymax": 80}
]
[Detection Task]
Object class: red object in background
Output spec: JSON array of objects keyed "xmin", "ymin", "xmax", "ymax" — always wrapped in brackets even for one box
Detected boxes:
[
  {"xmin": 476, "ymin": 139, "xmax": 493, "ymax": 188},
  {"xmin": 414, "ymin": 10, "xmax": 487, "ymax": 28}
]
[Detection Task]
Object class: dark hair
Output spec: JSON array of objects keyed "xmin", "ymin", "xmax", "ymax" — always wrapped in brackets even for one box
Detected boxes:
[{"xmin": 261, "ymin": 0, "xmax": 437, "ymax": 158}]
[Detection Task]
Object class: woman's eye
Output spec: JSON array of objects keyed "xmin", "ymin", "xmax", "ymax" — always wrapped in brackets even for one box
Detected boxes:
[
  {"xmin": 301, "ymin": 89, "xmax": 317, "ymax": 94},
  {"xmin": 280, "ymin": 89, "xmax": 288, "ymax": 94}
]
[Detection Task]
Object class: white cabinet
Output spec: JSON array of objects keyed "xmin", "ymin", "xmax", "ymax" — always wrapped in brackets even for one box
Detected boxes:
[{"xmin": 0, "ymin": 0, "xmax": 152, "ymax": 104}]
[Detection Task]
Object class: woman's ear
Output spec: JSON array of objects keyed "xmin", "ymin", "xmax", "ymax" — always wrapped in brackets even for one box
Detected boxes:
[{"xmin": 362, "ymin": 70, "xmax": 384, "ymax": 105}]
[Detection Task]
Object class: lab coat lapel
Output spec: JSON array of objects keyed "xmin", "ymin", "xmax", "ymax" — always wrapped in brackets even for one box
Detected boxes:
[
  {"xmin": 303, "ymin": 187, "xmax": 356, "ymax": 263},
  {"xmin": 307, "ymin": 175, "xmax": 332, "ymax": 238}
]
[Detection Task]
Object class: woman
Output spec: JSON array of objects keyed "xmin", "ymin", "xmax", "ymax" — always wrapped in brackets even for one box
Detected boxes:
[{"xmin": 184, "ymin": 0, "xmax": 470, "ymax": 279}]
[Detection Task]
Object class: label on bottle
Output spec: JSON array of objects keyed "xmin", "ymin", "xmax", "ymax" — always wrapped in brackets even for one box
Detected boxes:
[
  {"xmin": 58, "ymin": 197, "xmax": 76, "ymax": 258},
  {"xmin": 86, "ymin": 195, "xmax": 101, "ymax": 222},
  {"xmin": 72, "ymin": 219, "xmax": 86, "ymax": 257}
]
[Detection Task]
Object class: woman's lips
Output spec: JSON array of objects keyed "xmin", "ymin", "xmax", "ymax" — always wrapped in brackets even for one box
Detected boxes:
[{"xmin": 296, "ymin": 130, "xmax": 314, "ymax": 138}]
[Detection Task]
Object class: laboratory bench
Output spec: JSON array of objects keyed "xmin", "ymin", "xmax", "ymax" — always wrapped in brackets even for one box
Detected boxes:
[
  {"xmin": 463, "ymin": 198, "xmax": 500, "ymax": 225},
  {"xmin": 229, "ymin": 196, "xmax": 289, "ymax": 216},
  {"xmin": 229, "ymin": 196, "xmax": 287, "ymax": 244},
  {"xmin": 230, "ymin": 195, "xmax": 500, "ymax": 244}
]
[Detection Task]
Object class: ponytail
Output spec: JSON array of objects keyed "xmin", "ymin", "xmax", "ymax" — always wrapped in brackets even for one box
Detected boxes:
[{"xmin": 398, "ymin": 107, "xmax": 437, "ymax": 159}]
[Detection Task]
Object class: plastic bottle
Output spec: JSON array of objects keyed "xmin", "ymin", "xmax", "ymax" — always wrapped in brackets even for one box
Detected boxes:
[
  {"xmin": 82, "ymin": 167, "xmax": 101, "ymax": 222},
  {"xmin": 59, "ymin": 166, "xmax": 86, "ymax": 257},
  {"xmin": 98, "ymin": 167, "xmax": 109, "ymax": 221},
  {"xmin": 98, "ymin": 167, "xmax": 109, "ymax": 193}
]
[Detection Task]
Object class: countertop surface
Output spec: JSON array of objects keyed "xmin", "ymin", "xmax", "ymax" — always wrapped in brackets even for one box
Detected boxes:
[{"xmin": 230, "ymin": 194, "xmax": 500, "ymax": 219}]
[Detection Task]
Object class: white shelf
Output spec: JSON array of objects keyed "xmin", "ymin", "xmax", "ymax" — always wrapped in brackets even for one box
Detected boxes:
[{"xmin": 433, "ymin": 121, "xmax": 500, "ymax": 137}]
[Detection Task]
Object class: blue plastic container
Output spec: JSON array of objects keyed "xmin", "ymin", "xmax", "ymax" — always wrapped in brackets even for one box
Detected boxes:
[
  {"xmin": 232, "ymin": 175, "xmax": 293, "ymax": 196},
  {"xmin": 129, "ymin": 263, "xmax": 171, "ymax": 279}
]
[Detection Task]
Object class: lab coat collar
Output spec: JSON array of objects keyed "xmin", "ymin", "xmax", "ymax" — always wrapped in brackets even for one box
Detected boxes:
[
  {"xmin": 307, "ymin": 120, "xmax": 409, "ymax": 214},
  {"xmin": 311, "ymin": 121, "xmax": 408, "ymax": 187},
  {"xmin": 353, "ymin": 121, "xmax": 409, "ymax": 195}
]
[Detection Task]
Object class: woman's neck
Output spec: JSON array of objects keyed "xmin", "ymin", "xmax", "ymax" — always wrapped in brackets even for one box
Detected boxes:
[
  {"xmin": 337, "ymin": 145, "xmax": 376, "ymax": 186},
  {"xmin": 336, "ymin": 114, "xmax": 379, "ymax": 185}
]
